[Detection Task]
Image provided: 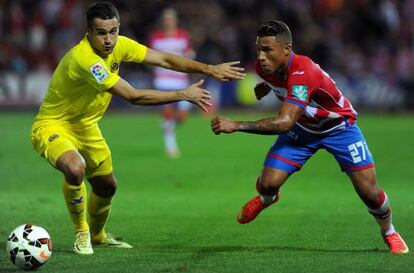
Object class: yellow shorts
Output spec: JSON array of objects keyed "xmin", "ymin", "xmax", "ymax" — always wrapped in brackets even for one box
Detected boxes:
[{"xmin": 31, "ymin": 123, "xmax": 112, "ymax": 178}]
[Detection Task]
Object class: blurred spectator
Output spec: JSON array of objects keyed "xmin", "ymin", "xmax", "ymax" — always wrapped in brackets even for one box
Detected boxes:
[
  {"xmin": 0, "ymin": 0, "xmax": 412, "ymax": 110},
  {"xmin": 148, "ymin": 7, "xmax": 195, "ymax": 158}
]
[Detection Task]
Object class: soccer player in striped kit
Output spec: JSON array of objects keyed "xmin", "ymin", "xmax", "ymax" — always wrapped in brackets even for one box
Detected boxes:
[
  {"xmin": 211, "ymin": 20, "xmax": 409, "ymax": 254},
  {"xmin": 148, "ymin": 8, "xmax": 195, "ymax": 158}
]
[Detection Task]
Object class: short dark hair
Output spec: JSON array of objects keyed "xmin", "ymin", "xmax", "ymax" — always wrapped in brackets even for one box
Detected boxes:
[
  {"xmin": 257, "ymin": 20, "xmax": 292, "ymax": 44},
  {"xmin": 86, "ymin": 1, "xmax": 120, "ymax": 28}
]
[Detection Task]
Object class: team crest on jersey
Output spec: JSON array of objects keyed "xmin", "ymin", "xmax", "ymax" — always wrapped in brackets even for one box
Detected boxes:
[
  {"xmin": 89, "ymin": 62, "xmax": 109, "ymax": 83},
  {"xmin": 292, "ymin": 85, "xmax": 308, "ymax": 101}
]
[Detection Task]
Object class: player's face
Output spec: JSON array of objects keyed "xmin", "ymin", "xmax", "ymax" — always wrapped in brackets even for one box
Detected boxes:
[
  {"xmin": 88, "ymin": 17, "xmax": 120, "ymax": 58},
  {"xmin": 161, "ymin": 10, "xmax": 178, "ymax": 31},
  {"xmin": 256, "ymin": 36, "xmax": 291, "ymax": 75}
]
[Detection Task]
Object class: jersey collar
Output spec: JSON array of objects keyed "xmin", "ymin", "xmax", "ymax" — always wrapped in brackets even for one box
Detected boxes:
[{"xmin": 287, "ymin": 51, "xmax": 295, "ymax": 70}]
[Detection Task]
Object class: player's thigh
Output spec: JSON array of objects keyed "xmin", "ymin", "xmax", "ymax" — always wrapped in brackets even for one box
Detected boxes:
[
  {"xmin": 264, "ymin": 127, "xmax": 318, "ymax": 174},
  {"xmin": 31, "ymin": 125, "xmax": 82, "ymax": 168},
  {"xmin": 86, "ymin": 155, "xmax": 114, "ymax": 179},
  {"xmin": 76, "ymin": 126, "xmax": 113, "ymax": 178},
  {"xmin": 322, "ymin": 124, "xmax": 375, "ymax": 173}
]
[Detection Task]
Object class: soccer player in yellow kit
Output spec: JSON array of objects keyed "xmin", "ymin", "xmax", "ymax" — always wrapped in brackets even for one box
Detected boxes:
[{"xmin": 31, "ymin": 1, "xmax": 245, "ymax": 255}]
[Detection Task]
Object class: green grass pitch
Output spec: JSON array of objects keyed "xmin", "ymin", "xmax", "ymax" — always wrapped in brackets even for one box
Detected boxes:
[{"xmin": 0, "ymin": 112, "xmax": 413, "ymax": 272}]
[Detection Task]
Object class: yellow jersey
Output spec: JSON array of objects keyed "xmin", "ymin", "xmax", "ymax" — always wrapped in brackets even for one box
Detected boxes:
[{"xmin": 33, "ymin": 35, "xmax": 147, "ymax": 128}]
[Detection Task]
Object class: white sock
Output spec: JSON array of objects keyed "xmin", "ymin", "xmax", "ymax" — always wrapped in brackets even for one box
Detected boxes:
[
  {"xmin": 163, "ymin": 119, "xmax": 178, "ymax": 152},
  {"xmin": 383, "ymin": 224, "xmax": 396, "ymax": 236},
  {"xmin": 368, "ymin": 190, "xmax": 395, "ymax": 235}
]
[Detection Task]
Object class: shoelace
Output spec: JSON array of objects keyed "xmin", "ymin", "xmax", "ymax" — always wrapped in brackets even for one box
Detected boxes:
[
  {"xmin": 244, "ymin": 197, "xmax": 263, "ymax": 216},
  {"xmin": 76, "ymin": 232, "xmax": 90, "ymax": 248}
]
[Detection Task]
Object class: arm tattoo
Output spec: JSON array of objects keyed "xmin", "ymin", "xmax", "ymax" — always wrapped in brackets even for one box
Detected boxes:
[{"xmin": 238, "ymin": 118, "xmax": 290, "ymax": 135}]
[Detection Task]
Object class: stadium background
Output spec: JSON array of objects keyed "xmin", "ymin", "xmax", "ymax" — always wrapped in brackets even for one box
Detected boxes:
[
  {"xmin": 0, "ymin": 0, "xmax": 413, "ymax": 111},
  {"xmin": 1, "ymin": 1, "xmax": 414, "ymax": 272}
]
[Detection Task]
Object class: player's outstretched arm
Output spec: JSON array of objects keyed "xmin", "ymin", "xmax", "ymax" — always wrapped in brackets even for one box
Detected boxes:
[
  {"xmin": 143, "ymin": 48, "xmax": 246, "ymax": 81},
  {"xmin": 108, "ymin": 78, "xmax": 212, "ymax": 111},
  {"xmin": 211, "ymin": 102, "xmax": 304, "ymax": 135}
]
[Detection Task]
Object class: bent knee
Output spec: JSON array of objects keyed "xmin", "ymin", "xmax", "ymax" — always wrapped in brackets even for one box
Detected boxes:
[
  {"xmin": 257, "ymin": 177, "xmax": 280, "ymax": 195},
  {"xmin": 91, "ymin": 178, "xmax": 117, "ymax": 198},
  {"xmin": 56, "ymin": 151, "xmax": 86, "ymax": 185},
  {"xmin": 364, "ymin": 187, "xmax": 382, "ymax": 207},
  {"xmin": 101, "ymin": 182, "xmax": 117, "ymax": 198},
  {"xmin": 64, "ymin": 164, "xmax": 86, "ymax": 185},
  {"xmin": 355, "ymin": 181, "xmax": 381, "ymax": 208}
]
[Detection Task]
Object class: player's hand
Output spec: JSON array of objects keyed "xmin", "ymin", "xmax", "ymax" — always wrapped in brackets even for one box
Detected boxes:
[
  {"xmin": 180, "ymin": 79, "xmax": 212, "ymax": 112},
  {"xmin": 209, "ymin": 61, "xmax": 246, "ymax": 81},
  {"xmin": 211, "ymin": 116, "xmax": 239, "ymax": 135},
  {"xmin": 254, "ymin": 82, "xmax": 271, "ymax": 100}
]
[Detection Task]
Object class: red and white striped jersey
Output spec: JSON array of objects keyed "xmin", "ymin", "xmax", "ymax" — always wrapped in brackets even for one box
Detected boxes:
[
  {"xmin": 255, "ymin": 53, "xmax": 357, "ymax": 134},
  {"xmin": 148, "ymin": 29, "xmax": 192, "ymax": 90}
]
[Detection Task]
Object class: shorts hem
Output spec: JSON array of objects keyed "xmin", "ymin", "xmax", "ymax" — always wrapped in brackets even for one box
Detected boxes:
[
  {"xmin": 342, "ymin": 163, "xmax": 375, "ymax": 172},
  {"xmin": 87, "ymin": 168, "xmax": 113, "ymax": 178},
  {"xmin": 266, "ymin": 154, "xmax": 303, "ymax": 169},
  {"xmin": 48, "ymin": 147, "xmax": 78, "ymax": 168},
  {"xmin": 263, "ymin": 163, "xmax": 298, "ymax": 174}
]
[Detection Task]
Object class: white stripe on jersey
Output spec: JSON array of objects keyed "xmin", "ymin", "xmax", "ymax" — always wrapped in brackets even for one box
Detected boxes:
[
  {"xmin": 151, "ymin": 39, "xmax": 188, "ymax": 55},
  {"xmin": 338, "ymin": 95, "xmax": 345, "ymax": 108},
  {"xmin": 149, "ymin": 30, "xmax": 191, "ymax": 88},
  {"xmin": 296, "ymin": 121, "xmax": 346, "ymax": 134}
]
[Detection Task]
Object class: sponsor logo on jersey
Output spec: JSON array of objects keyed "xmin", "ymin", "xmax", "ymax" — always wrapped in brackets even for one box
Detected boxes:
[
  {"xmin": 48, "ymin": 134, "xmax": 59, "ymax": 142},
  {"xmin": 292, "ymin": 85, "xmax": 308, "ymax": 101},
  {"xmin": 110, "ymin": 62, "xmax": 119, "ymax": 72},
  {"xmin": 89, "ymin": 62, "xmax": 109, "ymax": 83}
]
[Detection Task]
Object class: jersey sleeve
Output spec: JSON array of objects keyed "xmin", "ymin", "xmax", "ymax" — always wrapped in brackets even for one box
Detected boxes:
[
  {"xmin": 75, "ymin": 55, "xmax": 120, "ymax": 93},
  {"xmin": 286, "ymin": 67, "xmax": 318, "ymax": 109},
  {"xmin": 118, "ymin": 36, "xmax": 148, "ymax": 63}
]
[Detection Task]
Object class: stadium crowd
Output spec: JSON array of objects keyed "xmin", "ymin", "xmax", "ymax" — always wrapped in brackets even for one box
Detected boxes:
[{"xmin": 0, "ymin": 0, "xmax": 413, "ymax": 109}]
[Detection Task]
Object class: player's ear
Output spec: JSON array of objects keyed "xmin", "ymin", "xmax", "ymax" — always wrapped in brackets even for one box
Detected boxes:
[{"xmin": 283, "ymin": 43, "xmax": 292, "ymax": 56}]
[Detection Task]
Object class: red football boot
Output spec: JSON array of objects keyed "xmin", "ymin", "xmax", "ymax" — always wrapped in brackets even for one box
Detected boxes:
[
  {"xmin": 383, "ymin": 232, "xmax": 409, "ymax": 254},
  {"xmin": 237, "ymin": 193, "xmax": 279, "ymax": 224}
]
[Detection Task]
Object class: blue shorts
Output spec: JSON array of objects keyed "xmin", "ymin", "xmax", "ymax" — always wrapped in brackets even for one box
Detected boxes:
[{"xmin": 264, "ymin": 122, "xmax": 375, "ymax": 174}]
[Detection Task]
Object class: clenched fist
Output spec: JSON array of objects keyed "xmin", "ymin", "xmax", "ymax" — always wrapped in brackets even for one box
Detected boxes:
[{"xmin": 211, "ymin": 116, "xmax": 239, "ymax": 135}]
